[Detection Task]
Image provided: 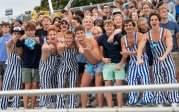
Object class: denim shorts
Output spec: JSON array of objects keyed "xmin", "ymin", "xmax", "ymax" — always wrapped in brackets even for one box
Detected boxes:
[{"xmin": 84, "ymin": 61, "xmax": 104, "ymax": 76}]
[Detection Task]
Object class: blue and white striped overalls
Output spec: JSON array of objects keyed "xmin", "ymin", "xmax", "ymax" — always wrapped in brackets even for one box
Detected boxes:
[
  {"xmin": 0, "ymin": 45, "xmax": 22, "ymax": 109},
  {"xmin": 148, "ymin": 28, "xmax": 179, "ymax": 104},
  {"xmin": 125, "ymin": 32, "xmax": 154, "ymax": 104},
  {"xmin": 56, "ymin": 48, "xmax": 78, "ymax": 109},
  {"xmin": 39, "ymin": 52, "xmax": 58, "ymax": 107}
]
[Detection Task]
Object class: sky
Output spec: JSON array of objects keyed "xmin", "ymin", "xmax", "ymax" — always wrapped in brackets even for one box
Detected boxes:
[{"xmin": 0, "ymin": 0, "xmax": 41, "ymax": 21}]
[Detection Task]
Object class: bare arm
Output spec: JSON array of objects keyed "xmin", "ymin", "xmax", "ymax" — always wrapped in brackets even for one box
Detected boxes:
[
  {"xmin": 41, "ymin": 44, "xmax": 52, "ymax": 61},
  {"xmin": 161, "ymin": 29, "xmax": 173, "ymax": 59},
  {"xmin": 57, "ymin": 41, "xmax": 66, "ymax": 55},
  {"xmin": 107, "ymin": 29, "xmax": 122, "ymax": 43},
  {"xmin": 83, "ymin": 39, "xmax": 101, "ymax": 65},
  {"xmin": 75, "ymin": 39, "xmax": 83, "ymax": 54},
  {"xmin": 6, "ymin": 39, "xmax": 13, "ymax": 57},
  {"xmin": 137, "ymin": 33, "xmax": 148, "ymax": 62}
]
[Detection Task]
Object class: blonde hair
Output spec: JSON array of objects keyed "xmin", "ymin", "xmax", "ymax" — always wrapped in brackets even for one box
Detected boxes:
[
  {"xmin": 92, "ymin": 26, "xmax": 103, "ymax": 34},
  {"xmin": 104, "ymin": 19, "xmax": 114, "ymax": 26},
  {"xmin": 112, "ymin": 14, "xmax": 123, "ymax": 21},
  {"xmin": 82, "ymin": 16, "xmax": 94, "ymax": 24},
  {"xmin": 42, "ymin": 15, "xmax": 52, "ymax": 22},
  {"xmin": 137, "ymin": 17, "xmax": 147, "ymax": 26},
  {"xmin": 158, "ymin": 5, "xmax": 169, "ymax": 13}
]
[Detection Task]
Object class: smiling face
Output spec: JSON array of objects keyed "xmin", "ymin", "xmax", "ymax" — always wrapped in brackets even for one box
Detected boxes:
[
  {"xmin": 138, "ymin": 19, "xmax": 148, "ymax": 32},
  {"xmin": 142, "ymin": 4, "xmax": 151, "ymax": 16},
  {"xmin": 83, "ymin": 17, "xmax": 94, "ymax": 29},
  {"xmin": 131, "ymin": 12, "xmax": 138, "ymax": 21},
  {"xmin": 124, "ymin": 21, "xmax": 135, "ymax": 34},
  {"xmin": 104, "ymin": 23, "xmax": 115, "ymax": 34},
  {"xmin": 113, "ymin": 15, "xmax": 123, "ymax": 27},
  {"xmin": 64, "ymin": 33, "xmax": 74, "ymax": 47},
  {"xmin": 60, "ymin": 20, "xmax": 69, "ymax": 31},
  {"xmin": 75, "ymin": 30, "xmax": 85, "ymax": 41}
]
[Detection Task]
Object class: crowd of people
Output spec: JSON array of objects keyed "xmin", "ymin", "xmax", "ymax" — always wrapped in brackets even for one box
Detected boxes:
[{"xmin": 0, "ymin": 0, "xmax": 179, "ymax": 110}]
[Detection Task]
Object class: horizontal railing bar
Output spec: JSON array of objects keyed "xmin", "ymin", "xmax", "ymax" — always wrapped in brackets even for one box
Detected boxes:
[{"xmin": 0, "ymin": 84, "xmax": 178, "ymax": 96}]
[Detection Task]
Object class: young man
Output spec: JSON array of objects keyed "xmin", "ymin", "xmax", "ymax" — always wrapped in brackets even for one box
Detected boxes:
[
  {"xmin": 0, "ymin": 22, "xmax": 11, "ymax": 90},
  {"xmin": 121, "ymin": 19, "xmax": 154, "ymax": 106},
  {"xmin": 98, "ymin": 19, "xmax": 125, "ymax": 107},
  {"xmin": 138, "ymin": 13, "xmax": 179, "ymax": 106},
  {"xmin": 16, "ymin": 23, "xmax": 41, "ymax": 109},
  {"xmin": 74, "ymin": 25, "xmax": 101, "ymax": 108},
  {"xmin": 35, "ymin": 16, "xmax": 51, "ymax": 44},
  {"xmin": 39, "ymin": 25, "xmax": 58, "ymax": 108},
  {"xmin": 0, "ymin": 27, "xmax": 24, "ymax": 110},
  {"xmin": 159, "ymin": 5, "xmax": 179, "ymax": 81},
  {"xmin": 56, "ymin": 30, "xmax": 79, "ymax": 109}
]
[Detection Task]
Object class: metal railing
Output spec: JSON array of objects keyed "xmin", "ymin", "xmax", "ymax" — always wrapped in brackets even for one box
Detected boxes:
[
  {"xmin": 0, "ymin": 84, "xmax": 179, "ymax": 112},
  {"xmin": 0, "ymin": 84, "xmax": 179, "ymax": 96}
]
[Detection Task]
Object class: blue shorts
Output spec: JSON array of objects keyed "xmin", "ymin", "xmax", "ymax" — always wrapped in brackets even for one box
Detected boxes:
[{"xmin": 84, "ymin": 61, "xmax": 104, "ymax": 76}]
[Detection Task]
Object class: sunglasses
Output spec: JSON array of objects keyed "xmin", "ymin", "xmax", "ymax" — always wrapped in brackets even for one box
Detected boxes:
[{"xmin": 61, "ymin": 22, "xmax": 68, "ymax": 25}]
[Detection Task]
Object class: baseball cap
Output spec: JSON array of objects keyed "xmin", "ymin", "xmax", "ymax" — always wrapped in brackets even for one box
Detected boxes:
[
  {"xmin": 15, "ymin": 18, "xmax": 23, "ymax": 24},
  {"xmin": 122, "ymin": 2, "xmax": 131, "ymax": 10},
  {"xmin": 112, "ymin": 8, "xmax": 122, "ymax": 16},
  {"xmin": 11, "ymin": 27, "xmax": 24, "ymax": 35}
]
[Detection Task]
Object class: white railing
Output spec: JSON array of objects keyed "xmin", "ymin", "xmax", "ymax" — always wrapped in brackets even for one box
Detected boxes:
[
  {"xmin": 0, "ymin": 84, "xmax": 179, "ymax": 96},
  {"xmin": 1, "ymin": 84, "xmax": 179, "ymax": 112},
  {"xmin": 2, "ymin": 107, "xmax": 179, "ymax": 112}
]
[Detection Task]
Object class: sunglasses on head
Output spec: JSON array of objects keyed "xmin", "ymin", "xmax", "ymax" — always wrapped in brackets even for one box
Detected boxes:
[{"xmin": 61, "ymin": 22, "xmax": 68, "ymax": 25}]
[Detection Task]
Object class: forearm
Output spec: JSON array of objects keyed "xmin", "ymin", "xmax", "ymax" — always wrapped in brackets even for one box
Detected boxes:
[
  {"xmin": 137, "ymin": 47, "xmax": 143, "ymax": 60},
  {"xmin": 83, "ymin": 50, "xmax": 101, "ymax": 65},
  {"xmin": 113, "ymin": 29, "xmax": 122, "ymax": 36},
  {"xmin": 118, "ymin": 56, "xmax": 126, "ymax": 65},
  {"xmin": 129, "ymin": 51, "xmax": 137, "ymax": 55},
  {"xmin": 162, "ymin": 45, "xmax": 173, "ymax": 58},
  {"xmin": 41, "ymin": 50, "xmax": 51, "ymax": 61}
]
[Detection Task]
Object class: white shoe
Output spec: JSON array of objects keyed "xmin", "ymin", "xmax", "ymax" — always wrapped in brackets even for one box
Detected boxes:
[
  {"xmin": 157, "ymin": 104, "xmax": 163, "ymax": 107},
  {"xmin": 50, "ymin": 102, "xmax": 56, "ymax": 109},
  {"xmin": 171, "ymin": 103, "xmax": 177, "ymax": 107},
  {"xmin": 11, "ymin": 107, "xmax": 18, "ymax": 110},
  {"xmin": 41, "ymin": 103, "xmax": 51, "ymax": 109}
]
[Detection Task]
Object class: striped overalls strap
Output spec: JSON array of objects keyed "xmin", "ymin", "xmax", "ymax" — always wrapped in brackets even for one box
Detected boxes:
[
  {"xmin": 134, "ymin": 32, "xmax": 138, "ymax": 46},
  {"xmin": 148, "ymin": 28, "xmax": 164, "ymax": 41}
]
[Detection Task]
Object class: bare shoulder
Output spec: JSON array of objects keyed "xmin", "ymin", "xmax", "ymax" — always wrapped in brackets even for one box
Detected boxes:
[
  {"xmin": 89, "ymin": 38, "xmax": 98, "ymax": 45},
  {"xmin": 121, "ymin": 36, "xmax": 125, "ymax": 42},
  {"xmin": 163, "ymin": 29, "xmax": 171, "ymax": 36},
  {"xmin": 143, "ymin": 31, "xmax": 149, "ymax": 39},
  {"xmin": 137, "ymin": 32, "xmax": 143, "ymax": 37}
]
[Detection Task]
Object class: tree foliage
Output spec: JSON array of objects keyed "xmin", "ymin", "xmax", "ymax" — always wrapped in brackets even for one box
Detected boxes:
[{"xmin": 34, "ymin": 0, "xmax": 112, "ymax": 12}]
